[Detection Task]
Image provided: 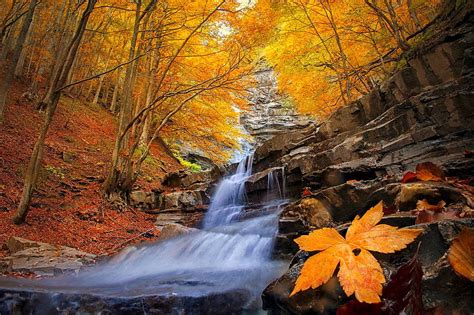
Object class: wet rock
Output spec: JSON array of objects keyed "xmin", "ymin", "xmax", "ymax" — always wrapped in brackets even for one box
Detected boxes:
[
  {"xmin": 395, "ymin": 182, "xmax": 473, "ymax": 212},
  {"xmin": 1, "ymin": 237, "xmax": 96, "ymax": 276},
  {"xmin": 157, "ymin": 223, "xmax": 199, "ymax": 241},
  {"xmin": 245, "ymin": 167, "xmax": 284, "ymax": 199},
  {"xmin": 0, "ymin": 288, "xmax": 252, "ymax": 315}
]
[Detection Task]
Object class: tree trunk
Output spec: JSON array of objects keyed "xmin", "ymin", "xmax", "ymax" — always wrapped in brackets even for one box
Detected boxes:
[
  {"xmin": 13, "ymin": 0, "xmax": 97, "ymax": 224},
  {"xmin": 92, "ymin": 75, "xmax": 104, "ymax": 106},
  {"xmin": 110, "ymin": 74, "xmax": 120, "ymax": 113},
  {"xmin": 103, "ymin": 2, "xmax": 143, "ymax": 196},
  {"xmin": 1, "ymin": 22, "xmax": 16, "ymax": 60},
  {"xmin": 14, "ymin": 11, "xmax": 35, "ymax": 78},
  {"xmin": 0, "ymin": 0, "xmax": 38, "ymax": 123},
  {"xmin": 13, "ymin": 93, "xmax": 59, "ymax": 224}
]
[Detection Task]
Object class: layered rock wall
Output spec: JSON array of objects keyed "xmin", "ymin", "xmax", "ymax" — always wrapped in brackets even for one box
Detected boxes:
[{"xmin": 241, "ymin": 67, "xmax": 313, "ymax": 145}]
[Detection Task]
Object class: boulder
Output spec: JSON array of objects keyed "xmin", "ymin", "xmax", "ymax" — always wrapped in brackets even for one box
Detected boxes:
[
  {"xmin": 157, "ymin": 223, "xmax": 199, "ymax": 241},
  {"xmin": 282, "ymin": 198, "xmax": 333, "ymax": 230},
  {"xmin": 129, "ymin": 190, "xmax": 162, "ymax": 211},
  {"xmin": 162, "ymin": 190, "xmax": 209, "ymax": 210},
  {"xmin": 6, "ymin": 237, "xmax": 42, "ymax": 254},
  {"xmin": 1, "ymin": 237, "xmax": 96, "ymax": 276}
]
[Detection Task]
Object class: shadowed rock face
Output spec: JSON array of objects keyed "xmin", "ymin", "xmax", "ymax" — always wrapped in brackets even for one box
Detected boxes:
[
  {"xmin": 258, "ymin": 9, "xmax": 474, "ymax": 314},
  {"xmin": 247, "ymin": 14, "xmax": 474, "ymax": 202}
]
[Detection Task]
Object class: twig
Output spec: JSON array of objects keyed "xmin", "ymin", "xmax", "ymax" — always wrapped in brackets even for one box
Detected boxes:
[{"xmin": 107, "ymin": 226, "xmax": 158, "ymax": 254}]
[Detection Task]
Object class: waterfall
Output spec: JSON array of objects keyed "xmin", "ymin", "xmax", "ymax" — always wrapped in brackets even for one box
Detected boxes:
[
  {"xmin": 2, "ymin": 155, "xmax": 288, "ymax": 310},
  {"xmin": 202, "ymin": 153, "xmax": 253, "ymax": 228}
]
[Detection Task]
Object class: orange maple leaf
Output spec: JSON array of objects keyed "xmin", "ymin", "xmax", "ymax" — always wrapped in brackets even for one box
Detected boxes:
[
  {"xmin": 291, "ymin": 202, "xmax": 423, "ymax": 303},
  {"xmin": 448, "ymin": 228, "xmax": 474, "ymax": 281}
]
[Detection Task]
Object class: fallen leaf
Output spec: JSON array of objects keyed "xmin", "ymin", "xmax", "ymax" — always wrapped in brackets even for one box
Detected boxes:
[
  {"xmin": 416, "ymin": 199, "xmax": 446, "ymax": 212},
  {"xmin": 302, "ymin": 187, "xmax": 312, "ymax": 197},
  {"xmin": 382, "ymin": 203, "xmax": 397, "ymax": 215},
  {"xmin": 401, "ymin": 171, "xmax": 418, "ymax": 183},
  {"xmin": 415, "ymin": 162, "xmax": 445, "ymax": 181},
  {"xmin": 291, "ymin": 202, "xmax": 423, "ymax": 303},
  {"xmin": 464, "ymin": 150, "xmax": 474, "ymax": 158},
  {"xmin": 337, "ymin": 246, "xmax": 423, "ymax": 315},
  {"xmin": 382, "ymin": 245, "xmax": 423, "ymax": 315},
  {"xmin": 448, "ymin": 227, "xmax": 474, "ymax": 281},
  {"xmin": 413, "ymin": 199, "xmax": 460, "ymax": 224}
]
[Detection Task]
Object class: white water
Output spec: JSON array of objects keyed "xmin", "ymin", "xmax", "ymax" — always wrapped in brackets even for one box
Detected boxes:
[
  {"xmin": 3, "ymin": 155, "xmax": 288, "ymax": 309},
  {"xmin": 203, "ymin": 154, "xmax": 254, "ymax": 228}
]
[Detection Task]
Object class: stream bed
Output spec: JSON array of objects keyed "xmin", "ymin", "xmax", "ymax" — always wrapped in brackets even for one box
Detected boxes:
[{"xmin": 0, "ymin": 155, "xmax": 289, "ymax": 314}]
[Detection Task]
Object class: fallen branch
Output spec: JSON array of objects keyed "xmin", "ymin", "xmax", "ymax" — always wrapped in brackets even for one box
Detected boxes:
[{"xmin": 107, "ymin": 226, "xmax": 158, "ymax": 254}]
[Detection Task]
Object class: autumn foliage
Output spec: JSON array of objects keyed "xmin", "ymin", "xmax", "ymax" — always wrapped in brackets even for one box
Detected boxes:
[
  {"xmin": 261, "ymin": 0, "xmax": 445, "ymax": 117},
  {"xmin": 291, "ymin": 202, "xmax": 423, "ymax": 303}
]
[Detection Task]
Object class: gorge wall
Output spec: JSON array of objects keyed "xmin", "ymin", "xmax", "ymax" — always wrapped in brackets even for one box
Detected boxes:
[{"xmin": 253, "ymin": 7, "xmax": 474, "ymax": 314}]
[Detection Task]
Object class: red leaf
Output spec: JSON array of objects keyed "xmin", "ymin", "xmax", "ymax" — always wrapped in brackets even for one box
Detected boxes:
[
  {"xmin": 302, "ymin": 187, "xmax": 312, "ymax": 197},
  {"xmin": 464, "ymin": 150, "xmax": 474, "ymax": 158},
  {"xmin": 382, "ymin": 203, "xmax": 398, "ymax": 215},
  {"xmin": 401, "ymin": 171, "xmax": 418, "ymax": 183}
]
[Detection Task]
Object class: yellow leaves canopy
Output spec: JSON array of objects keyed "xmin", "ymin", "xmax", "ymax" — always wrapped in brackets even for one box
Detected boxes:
[
  {"xmin": 291, "ymin": 202, "xmax": 423, "ymax": 303},
  {"xmin": 262, "ymin": 0, "xmax": 444, "ymax": 117}
]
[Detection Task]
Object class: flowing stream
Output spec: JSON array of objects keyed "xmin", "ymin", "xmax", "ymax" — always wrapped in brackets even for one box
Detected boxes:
[{"xmin": 1, "ymin": 155, "xmax": 288, "ymax": 311}]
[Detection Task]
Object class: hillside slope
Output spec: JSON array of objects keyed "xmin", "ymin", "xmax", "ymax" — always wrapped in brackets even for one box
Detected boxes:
[{"xmin": 0, "ymin": 75, "xmax": 182, "ymax": 257}]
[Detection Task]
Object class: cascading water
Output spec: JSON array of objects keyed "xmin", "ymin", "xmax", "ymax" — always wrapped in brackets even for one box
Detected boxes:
[
  {"xmin": 0, "ymin": 155, "xmax": 288, "ymax": 312},
  {"xmin": 202, "ymin": 153, "xmax": 254, "ymax": 228}
]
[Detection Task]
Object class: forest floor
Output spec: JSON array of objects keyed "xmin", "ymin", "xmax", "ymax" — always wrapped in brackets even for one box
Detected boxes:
[{"xmin": 0, "ymin": 75, "xmax": 183, "ymax": 259}]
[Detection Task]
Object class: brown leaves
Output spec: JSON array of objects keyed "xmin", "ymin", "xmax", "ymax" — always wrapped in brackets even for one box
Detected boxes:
[
  {"xmin": 415, "ymin": 162, "xmax": 445, "ymax": 181},
  {"xmin": 401, "ymin": 162, "xmax": 445, "ymax": 183},
  {"xmin": 412, "ymin": 199, "xmax": 458, "ymax": 224},
  {"xmin": 291, "ymin": 202, "xmax": 423, "ymax": 303},
  {"xmin": 448, "ymin": 228, "xmax": 474, "ymax": 281}
]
